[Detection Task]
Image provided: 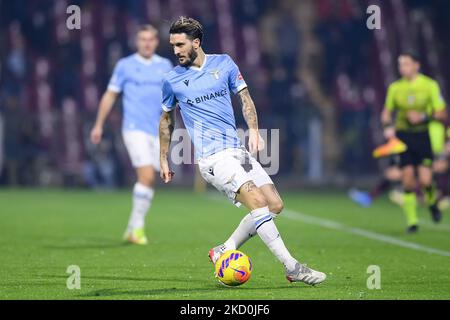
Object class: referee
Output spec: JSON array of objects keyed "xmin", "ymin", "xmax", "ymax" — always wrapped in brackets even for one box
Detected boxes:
[{"xmin": 381, "ymin": 52, "xmax": 447, "ymax": 233}]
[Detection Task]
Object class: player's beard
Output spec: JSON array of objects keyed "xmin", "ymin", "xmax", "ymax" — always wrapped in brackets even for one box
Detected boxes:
[{"xmin": 179, "ymin": 47, "xmax": 198, "ymax": 67}]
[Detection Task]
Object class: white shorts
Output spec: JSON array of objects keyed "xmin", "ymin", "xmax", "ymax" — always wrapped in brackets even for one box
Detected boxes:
[
  {"xmin": 198, "ymin": 147, "xmax": 273, "ymax": 207},
  {"xmin": 122, "ymin": 130, "xmax": 160, "ymax": 170}
]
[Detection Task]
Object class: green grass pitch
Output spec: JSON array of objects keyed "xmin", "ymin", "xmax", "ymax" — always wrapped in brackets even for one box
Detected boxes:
[{"xmin": 1, "ymin": 188, "xmax": 450, "ymax": 300}]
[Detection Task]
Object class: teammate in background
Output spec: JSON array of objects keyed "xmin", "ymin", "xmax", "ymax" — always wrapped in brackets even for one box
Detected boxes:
[
  {"xmin": 159, "ymin": 17, "xmax": 326, "ymax": 285},
  {"xmin": 90, "ymin": 25, "xmax": 173, "ymax": 244},
  {"xmin": 382, "ymin": 52, "xmax": 447, "ymax": 233},
  {"xmin": 349, "ymin": 156, "xmax": 402, "ymax": 207}
]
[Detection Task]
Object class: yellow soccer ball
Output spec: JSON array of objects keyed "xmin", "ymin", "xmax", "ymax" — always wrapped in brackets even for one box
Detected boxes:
[{"xmin": 215, "ymin": 250, "xmax": 252, "ymax": 286}]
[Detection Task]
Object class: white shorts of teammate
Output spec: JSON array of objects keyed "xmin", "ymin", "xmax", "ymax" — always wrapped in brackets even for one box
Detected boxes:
[
  {"xmin": 198, "ymin": 147, "xmax": 273, "ymax": 207},
  {"xmin": 122, "ymin": 130, "xmax": 160, "ymax": 170}
]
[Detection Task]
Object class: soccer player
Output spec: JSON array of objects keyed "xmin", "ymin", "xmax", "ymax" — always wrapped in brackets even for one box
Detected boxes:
[
  {"xmin": 159, "ymin": 17, "xmax": 326, "ymax": 285},
  {"xmin": 90, "ymin": 25, "xmax": 173, "ymax": 244},
  {"xmin": 382, "ymin": 52, "xmax": 447, "ymax": 233}
]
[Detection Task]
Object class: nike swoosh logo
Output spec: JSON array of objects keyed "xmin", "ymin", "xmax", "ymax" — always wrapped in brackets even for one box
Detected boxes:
[{"xmin": 231, "ymin": 268, "xmax": 246, "ymax": 276}]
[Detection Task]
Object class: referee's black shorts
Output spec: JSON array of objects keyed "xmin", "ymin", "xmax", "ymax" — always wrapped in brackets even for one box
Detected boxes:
[{"xmin": 396, "ymin": 130, "xmax": 433, "ymax": 168}]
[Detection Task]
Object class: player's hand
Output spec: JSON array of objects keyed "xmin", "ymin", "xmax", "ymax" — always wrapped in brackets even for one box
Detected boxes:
[
  {"xmin": 160, "ymin": 159, "xmax": 174, "ymax": 183},
  {"xmin": 248, "ymin": 129, "xmax": 265, "ymax": 154},
  {"xmin": 90, "ymin": 125, "xmax": 103, "ymax": 145},
  {"xmin": 406, "ymin": 111, "xmax": 427, "ymax": 125},
  {"xmin": 383, "ymin": 126, "xmax": 396, "ymax": 140}
]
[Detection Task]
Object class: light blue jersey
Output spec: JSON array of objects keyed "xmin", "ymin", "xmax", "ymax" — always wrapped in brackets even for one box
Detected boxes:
[
  {"xmin": 108, "ymin": 53, "xmax": 173, "ymax": 136},
  {"xmin": 161, "ymin": 54, "xmax": 247, "ymax": 159}
]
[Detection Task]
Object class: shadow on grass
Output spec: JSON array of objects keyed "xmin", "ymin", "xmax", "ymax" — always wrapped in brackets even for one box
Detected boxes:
[
  {"xmin": 78, "ymin": 284, "xmax": 302, "ymax": 298},
  {"xmin": 40, "ymin": 274, "xmax": 205, "ymax": 283}
]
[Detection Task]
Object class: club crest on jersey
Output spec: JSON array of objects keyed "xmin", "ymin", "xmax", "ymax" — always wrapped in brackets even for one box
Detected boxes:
[{"xmin": 209, "ymin": 69, "xmax": 220, "ymax": 80}]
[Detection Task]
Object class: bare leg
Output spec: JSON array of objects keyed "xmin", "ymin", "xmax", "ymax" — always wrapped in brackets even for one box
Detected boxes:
[
  {"xmin": 222, "ymin": 183, "xmax": 283, "ymax": 250},
  {"xmin": 233, "ymin": 181, "xmax": 297, "ymax": 271}
]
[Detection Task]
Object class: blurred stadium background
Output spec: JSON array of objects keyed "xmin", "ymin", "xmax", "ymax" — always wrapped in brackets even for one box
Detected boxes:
[{"xmin": 1, "ymin": 0, "xmax": 449, "ymax": 189}]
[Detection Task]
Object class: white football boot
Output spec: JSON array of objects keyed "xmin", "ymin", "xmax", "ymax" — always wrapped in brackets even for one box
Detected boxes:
[{"xmin": 285, "ymin": 262, "xmax": 327, "ymax": 286}]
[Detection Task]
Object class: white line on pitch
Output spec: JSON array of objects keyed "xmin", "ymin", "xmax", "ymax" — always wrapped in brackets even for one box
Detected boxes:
[{"xmin": 282, "ymin": 209, "xmax": 450, "ymax": 258}]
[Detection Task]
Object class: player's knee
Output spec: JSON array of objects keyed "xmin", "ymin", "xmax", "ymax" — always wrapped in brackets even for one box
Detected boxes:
[
  {"xmin": 269, "ymin": 199, "xmax": 284, "ymax": 215},
  {"xmin": 402, "ymin": 175, "xmax": 416, "ymax": 190},
  {"xmin": 403, "ymin": 181, "xmax": 416, "ymax": 191},
  {"xmin": 137, "ymin": 170, "xmax": 155, "ymax": 186},
  {"xmin": 418, "ymin": 173, "xmax": 432, "ymax": 188},
  {"xmin": 138, "ymin": 176, "xmax": 154, "ymax": 186},
  {"xmin": 252, "ymin": 192, "xmax": 269, "ymax": 209},
  {"xmin": 386, "ymin": 167, "xmax": 402, "ymax": 181}
]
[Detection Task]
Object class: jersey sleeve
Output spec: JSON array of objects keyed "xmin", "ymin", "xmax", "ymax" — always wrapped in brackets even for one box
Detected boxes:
[
  {"xmin": 384, "ymin": 83, "xmax": 396, "ymax": 111},
  {"xmin": 107, "ymin": 60, "xmax": 126, "ymax": 93},
  {"xmin": 430, "ymin": 81, "xmax": 446, "ymax": 111},
  {"xmin": 226, "ymin": 55, "xmax": 247, "ymax": 94},
  {"xmin": 161, "ymin": 79, "xmax": 177, "ymax": 112}
]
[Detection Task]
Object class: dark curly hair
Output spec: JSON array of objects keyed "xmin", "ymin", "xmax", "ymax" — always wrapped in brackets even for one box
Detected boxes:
[{"xmin": 169, "ymin": 16, "xmax": 204, "ymax": 44}]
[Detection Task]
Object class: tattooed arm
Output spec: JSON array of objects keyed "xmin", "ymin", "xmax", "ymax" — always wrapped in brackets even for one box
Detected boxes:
[
  {"xmin": 238, "ymin": 88, "xmax": 258, "ymax": 130},
  {"xmin": 237, "ymin": 88, "xmax": 264, "ymax": 153},
  {"xmin": 159, "ymin": 110, "xmax": 176, "ymax": 183}
]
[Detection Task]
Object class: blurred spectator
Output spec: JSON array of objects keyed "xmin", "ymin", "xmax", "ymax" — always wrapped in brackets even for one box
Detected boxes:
[
  {"xmin": 2, "ymin": 95, "xmax": 22, "ymax": 185},
  {"xmin": 334, "ymin": 73, "xmax": 372, "ymax": 175},
  {"xmin": 82, "ymin": 123, "xmax": 119, "ymax": 189},
  {"xmin": 1, "ymin": 95, "xmax": 40, "ymax": 185}
]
